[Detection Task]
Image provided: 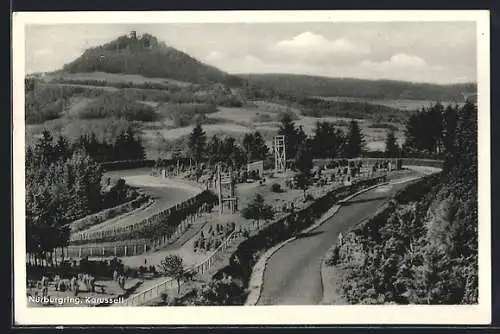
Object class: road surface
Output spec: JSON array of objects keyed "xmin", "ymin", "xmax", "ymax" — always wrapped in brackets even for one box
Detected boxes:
[
  {"xmin": 74, "ymin": 169, "xmax": 202, "ymax": 234},
  {"xmin": 257, "ymin": 172, "xmax": 423, "ymax": 305}
]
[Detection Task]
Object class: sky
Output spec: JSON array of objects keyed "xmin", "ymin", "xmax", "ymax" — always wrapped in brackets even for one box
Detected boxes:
[{"xmin": 25, "ymin": 22, "xmax": 477, "ymax": 84}]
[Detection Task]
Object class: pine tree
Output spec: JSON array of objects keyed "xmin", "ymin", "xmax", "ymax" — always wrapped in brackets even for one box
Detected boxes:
[
  {"xmin": 188, "ymin": 123, "xmax": 207, "ymax": 165},
  {"xmin": 241, "ymin": 194, "xmax": 275, "ymax": 227},
  {"xmin": 384, "ymin": 130, "xmax": 400, "ymax": 158},
  {"xmin": 294, "ymin": 140, "xmax": 314, "ymax": 199},
  {"xmin": 208, "ymin": 135, "xmax": 222, "ymax": 165},
  {"xmin": 344, "ymin": 120, "xmax": 365, "ymax": 158},
  {"xmin": 312, "ymin": 121, "xmax": 345, "ymax": 158},
  {"xmin": 242, "ymin": 131, "xmax": 268, "ymax": 163},
  {"xmin": 278, "ymin": 113, "xmax": 299, "ymax": 159}
]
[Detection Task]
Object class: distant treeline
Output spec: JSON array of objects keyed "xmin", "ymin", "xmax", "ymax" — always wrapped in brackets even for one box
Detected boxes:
[
  {"xmin": 240, "ymin": 74, "xmax": 476, "ymax": 102},
  {"xmin": 296, "ymin": 97, "xmax": 411, "ymax": 123}
]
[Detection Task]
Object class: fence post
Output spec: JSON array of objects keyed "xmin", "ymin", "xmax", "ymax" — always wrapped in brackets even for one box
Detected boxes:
[
  {"xmin": 102, "ymin": 247, "xmax": 105, "ymax": 256},
  {"xmin": 124, "ymin": 245, "xmax": 127, "ymax": 257},
  {"xmin": 114, "ymin": 246, "xmax": 117, "ymax": 257},
  {"xmin": 90, "ymin": 247, "xmax": 93, "ymax": 256},
  {"xmin": 134, "ymin": 244, "xmax": 137, "ymax": 255},
  {"xmin": 79, "ymin": 247, "xmax": 82, "ymax": 258},
  {"xmin": 144, "ymin": 244, "xmax": 147, "ymax": 253}
]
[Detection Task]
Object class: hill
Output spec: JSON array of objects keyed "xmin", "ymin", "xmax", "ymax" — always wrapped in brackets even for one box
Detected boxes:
[
  {"xmin": 239, "ymin": 73, "xmax": 476, "ymax": 102},
  {"xmin": 60, "ymin": 32, "xmax": 244, "ymax": 87}
]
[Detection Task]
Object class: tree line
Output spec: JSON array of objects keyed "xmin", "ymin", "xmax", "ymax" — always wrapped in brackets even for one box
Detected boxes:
[{"xmin": 402, "ymin": 102, "xmax": 462, "ymax": 158}]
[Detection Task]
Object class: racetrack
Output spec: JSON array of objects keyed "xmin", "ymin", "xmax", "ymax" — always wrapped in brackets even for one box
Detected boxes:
[
  {"xmin": 77, "ymin": 169, "xmax": 203, "ymax": 234},
  {"xmin": 256, "ymin": 171, "xmax": 425, "ymax": 305}
]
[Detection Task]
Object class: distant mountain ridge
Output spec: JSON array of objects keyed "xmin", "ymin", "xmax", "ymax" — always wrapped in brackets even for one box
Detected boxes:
[
  {"xmin": 60, "ymin": 32, "xmax": 244, "ymax": 87},
  {"xmin": 239, "ymin": 73, "xmax": 477, "ymax": 102},
  {"xmin": 51, "ymin": 32, "xmax": 475, "ymax": 103}
]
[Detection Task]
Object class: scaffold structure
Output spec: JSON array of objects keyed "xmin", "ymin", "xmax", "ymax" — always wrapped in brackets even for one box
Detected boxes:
[
  {"xmin": 216, "ymin": 164, "xmax": 237, "ymax": 215},
  {"xmin": 274, "ymin": 135, "xmax": 286, "ymax": 174}
]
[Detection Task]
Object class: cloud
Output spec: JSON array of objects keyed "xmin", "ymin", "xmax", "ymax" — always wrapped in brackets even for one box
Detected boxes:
[
  {"xmin": 361, "ymin": 53, "xmax": 427, "ymax": 70},
  {"xmin": 273, "ymin": 32, "xmax": 370, "ymax": 55},
  {"xmin": 205, "ymin": 51, "xmax": 224, "ymax": 61}
]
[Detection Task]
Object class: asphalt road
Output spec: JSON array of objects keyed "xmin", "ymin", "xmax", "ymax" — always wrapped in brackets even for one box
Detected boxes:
[{"xmin": 257, "ymin": 174, "xmax": 422, "ymax": 305}]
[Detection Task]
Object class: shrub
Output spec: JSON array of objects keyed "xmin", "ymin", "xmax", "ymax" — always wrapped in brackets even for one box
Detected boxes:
[{"xmin": 270, "ymin": 183, "xmax": 282, "ymax": 193}]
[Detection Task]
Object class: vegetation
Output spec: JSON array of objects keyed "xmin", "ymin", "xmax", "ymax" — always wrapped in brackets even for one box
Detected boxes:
[
  {"xmin": 62, "ymin": 33, "xmax": 244, "ymax": 87},
  {"xmin": 160, "ymin": 255, "xmax": 193, "ymax": 294},
  {"xmin": 298, "ymin": 98, "xmax": 410, "ymax": 123},
  {"xmin": 343, "ymin": 120, "xmax": 366, "ymax": 158},
  {"xmin": 75, "ymin": 91, "xmax": 156, "ymax": 121},
  {"xmin": 326, "ymin": 100, "xmax": 478, "ymax": 304},
  {"xmin": 240, "ymin": 73, "xmax": 476, "ymax": 101},
  {"xmin": 278, "ymin": 113, "xmax": 307, "ymax": 159},
  {"xmin": 311, "ymin": 121, "xmax": 345, "ymax": 159},
  {"xmin": 25, "ymin": 82, "xmax": 105, "ymax": 124},
  {"xmin": 242, "ymin": 131, "xmax": 269, "ymax": 163},
  {"xmin": 26, "ymin": 131, "xmax": 101, "ymax": 264},
  {"xmin": 270, "ymin": 183, "xmax": 283, "ymax": 193},
  {"xmin": 74, "ymin": 126, "xmax": 146, "ymax": 162},
  {"xmin": 191, "ymin": 275, "xmax": 245, "ymax": 305},
  {"xmin": 384, "ymin": 130, "xmax": 401, "ymax": 158},
  {"xmin": 294, "ymin": 141, "xmax": 314, "ymax": 199},
  {"xmin": 158, "ymin": 103, "xmax": 218, "ymax": 127},
  {"xmin": 241, "ymin": 194, "xmax": 275, "ymax": 227},
  {"xmin": 188, "ymin": 123, "xmax": 207, "ymax": 166}
]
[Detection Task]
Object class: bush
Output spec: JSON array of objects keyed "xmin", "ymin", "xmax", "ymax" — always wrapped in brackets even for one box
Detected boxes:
[{"xmin": 270, "ymin": 183, "xmax": 282, "ymax": 193}]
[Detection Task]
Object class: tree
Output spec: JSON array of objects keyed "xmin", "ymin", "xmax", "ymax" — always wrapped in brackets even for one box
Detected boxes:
[
  {"xmin": 294, "ymin": 141, "xmax": 314, "ymax": 199},
  {"xmin": 241, "ymin": 194, "xmax": 275, "ymax": 228},
  {"xmin": 188, "ymin": 123, "xmax": 207, "ymax": 166},
  {"xmin": 344, "ymin": 120, "xmax": 365, "ymax": 158},
  {"xmin": 194, "ymin": 275, "xmax": 245, "ymax": 305},
  {"xmin": 242, "ymin": 131, "xmax": 268, "ymax": 163},
  {"xmin": 385, "ymin": 131, "xmax": 400, "ymax": 158},
  {"xmin": 160, "ymin": 255, "xmax": 192, "ymax": 294},
  {"xmin": 311, "ymin": 121, "xmax": 345, "ymax": 159},
  {"xmin": 278, "ymin": 113, "xmax": 299, "ymax": 159}
]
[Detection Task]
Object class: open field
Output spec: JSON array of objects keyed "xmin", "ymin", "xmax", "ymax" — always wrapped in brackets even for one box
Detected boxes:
[{"xmin": 205, "ymin": 106, "xmax": 276, "ymax": 124}]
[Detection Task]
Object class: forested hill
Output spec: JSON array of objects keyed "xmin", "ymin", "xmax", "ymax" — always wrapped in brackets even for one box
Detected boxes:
[
  {"xmin": 239, "ymin": 73, "xmax": 476, "ymax": 101},
  {"xmin": 60, "ymin": 33, "xmax": 244, "ymax": 87}
]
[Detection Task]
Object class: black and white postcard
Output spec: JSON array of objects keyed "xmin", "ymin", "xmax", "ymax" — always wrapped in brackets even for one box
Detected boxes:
[{"xmin": 12, "ymin": 10, "xmax": 491, "ymax": 325}]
